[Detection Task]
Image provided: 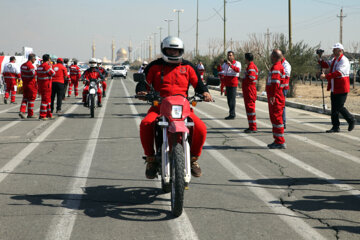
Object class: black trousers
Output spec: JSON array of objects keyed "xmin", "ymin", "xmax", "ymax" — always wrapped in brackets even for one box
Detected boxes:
[
  {"xmin": 51, "ymin": 82, "xmax": 64, "ymax": 112},
  {"xmin": 330, "ymin": 92, "xmax": 354, "ymax": 128},
  {"xmin": 63, "ymin": 80, "xmax": 69, "ymax": 99},
  {"xmin": 226, "ymin": 86, "xmax": 237, "ymax": 117}
]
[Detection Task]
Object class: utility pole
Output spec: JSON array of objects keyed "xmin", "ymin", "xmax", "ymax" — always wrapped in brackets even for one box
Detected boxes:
[
  {"xmin": 92, "ymin": 40, "xmax": 95, "ymax": 58},
  {"xmin": 265, "ymin": 28, "xmax": 271, "ymax": 57},
  {"xmin": 111, "ymin": 40, "xmax": 115, "ymax": 63},
  {"xmin": 288, "ymin": 0, "xmax": 292, "ymax": 50},
  {"xmin": 196, "ymin": 0, "xmax": 199, "ymax": 56},
  {"xmin": 148, "ymin": 36, "xmax": 152, "ymax": 61},
  {"xmin": 337, "ymin": 8, "xmax": 346, "ymax": 43},
  {"xmin": 153, "ymin": 32, "xmax": 157, "ymax": 57},
  {"xmin": 128, "ymin": 40, "xmax": 132, "ymax": 63},
  {"xmin": 158, "ymin": 26, "xmax": 163, "ymax": 47},
  {"xmin": 224, "ymin": 0, "xmax": 226, "ymax": 57},
  {"xmin": 164, "ymin": 19, "xmax": 174, "ymax": 36},
  {"xmin": 173, "ymin": 9, "xmax": 184, "ymax": 37}
]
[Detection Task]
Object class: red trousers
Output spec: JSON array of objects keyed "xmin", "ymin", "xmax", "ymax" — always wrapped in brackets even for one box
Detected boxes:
[
  {"xmin": 20, "ymin": 81, "xmax": 38, "ymax": 117},
  {"xmin": 68, "ymin": 79, "xmax": 79, "ymax": 97},
  {"xmin": 267, "ymin": 95, "xmax": 285, "ymax": 144},
  {"xmin": 242, "ymin": 83, "xmax": 257, "ymax": 130},
  {"xmin": 82, "ymin": 85, "xmax": 102, "ymax": 103},
  {"xmin": 38, "ymin": 80, "xmax": 52, "ymax": 118},
  {"xmin": 102, "ymin": 81, "xmax": 107, "ymax": 92},
  {"xmin": 5, "ymin": 79, "xmax": 17, "ymax": 103},
  {"xmin": 140, "ymin": 106, "xmax": 207, "ymax": 157}
]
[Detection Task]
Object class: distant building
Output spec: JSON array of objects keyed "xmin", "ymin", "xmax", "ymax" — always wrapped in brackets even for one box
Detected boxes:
[{"xmin": 115, "ymin": 48, "xmax": 128, "ymax": 63}]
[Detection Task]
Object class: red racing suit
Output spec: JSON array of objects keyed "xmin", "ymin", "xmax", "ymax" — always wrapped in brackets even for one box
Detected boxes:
[
  {"xmin": 136, "ymin": 58, "xmax": 209, "ymax": 158},
  {"xmin": 3, "ymin": 61, "xmax": 20, "ymax": 103},
  {"xmin": 242, "ymin": 61, "xmax": 258, "ymax": 131},
  {"xmin": 98, "ymin": 66, "xmax": 108, "ymax": 93},
  {"xmin": 266, "ymin": 61, "xmax": 286, "ymax": 144},
  {"xmin": 82, "ymin": 68, "xmax": 103, "ymax": 103},
  {"xmin": 37, "ymin": 62, "xmax": 55, "ymax": 118},
  {"xmin": 69, "ymin": 64, "xmax": 81, "ymax": 97},
  {"xmin": 217, "ymin": 64, "xmax": 225, "ymax": 95},
  {"xmin": 20, "ymin": 60, "xmax": 38, "ymax": 117}
]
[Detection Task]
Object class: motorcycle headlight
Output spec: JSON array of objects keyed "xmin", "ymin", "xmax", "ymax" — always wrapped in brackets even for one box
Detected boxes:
[{"xmin": 171, "ymin": 105, "xmax": 183, "ymax": 119}]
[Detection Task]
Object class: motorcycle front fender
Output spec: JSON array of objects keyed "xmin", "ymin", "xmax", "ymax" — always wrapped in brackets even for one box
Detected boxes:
[{"xmin": 89, "ymin": 88, "xmax": 96, "ymax": 94}]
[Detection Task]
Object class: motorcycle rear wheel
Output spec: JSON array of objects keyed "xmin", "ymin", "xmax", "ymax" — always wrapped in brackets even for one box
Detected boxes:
[
  {"xmin": 90, "ymin": 94, "xmax": 95, "ymax": 118},
  {"xmin": 170, "ymin": 142, "xmax": 185, "ymax": 217}
]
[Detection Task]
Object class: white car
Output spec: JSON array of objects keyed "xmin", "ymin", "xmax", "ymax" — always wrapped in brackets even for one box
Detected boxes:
[{"xmin": 111, "ymin": 65, "xmax": 127, "ymax": 79}]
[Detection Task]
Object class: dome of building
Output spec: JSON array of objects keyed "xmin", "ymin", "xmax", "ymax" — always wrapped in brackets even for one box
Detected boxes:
[{"xmin": 115, "ymin": 48, "xmax": 128, "ymax": 62}]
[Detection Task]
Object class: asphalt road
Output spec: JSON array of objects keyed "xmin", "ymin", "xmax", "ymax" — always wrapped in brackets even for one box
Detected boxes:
[{"xmin": 0, "ymin": 75, "xmax": 359, "ymax": 240}]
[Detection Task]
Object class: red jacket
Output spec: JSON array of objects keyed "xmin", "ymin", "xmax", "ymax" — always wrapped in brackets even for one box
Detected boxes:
[
  {"xmin": 266, "ymin": 61, "xmax": 285, "ymax": 98},
  {"xmin": 141, "ymin": 58, "xmax": 208, "ymax": 98},
  {"xmin": 281, "ymin": 58, "xmax": 291, "ymax": 90},
  {"xmin": 82, "ymin": 68, "xmax": 103, "ymax": 84},
  {"xmin": 242, "ymin": 61, "xmax": 258, "ymax": 87},
  {"xmin": 52, "ymin": 63, "xmax": 68, "ymax": 83},
  {"xmin": 219, "ymin": 60, "xmax": 241, "ymax": 87},
  {"xmin": 319, "ymin": 54, "xmax": 350, "ymax": 94},
  {"xmin": 3, "ymin": 61, "xmax": 21, "ymax": 81},
  {"xmin": 20, "ymin": 60, "xmax": 36, "ymax": 83},
  {"xmin": 37, "ymin": 62, "xmax": 55, "ymax": 81},
  {"xmin": 98, "ymin": 67, "xmax": 107, "ymax": 78},
  {"xmin": 69, "ymin": 64, "xmax": 81, "ymax": 80}
]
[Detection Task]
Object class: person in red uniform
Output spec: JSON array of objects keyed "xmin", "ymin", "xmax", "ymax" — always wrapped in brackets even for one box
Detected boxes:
[
  {"xmin": 97, "ymin": 59, "xmax": 108, "ymax": 97},
  {"xmin": 19, "ymin": 53, "xmax": 38, "ymax": 119},
  {"xmin": 3, "ymin": 56, "xmax": 20, "ymax": 104},
  {"xmin": 82, "ymin": 58, "xmax": 104, "ymax": 107},
  {"xmin": 37, "ymin": 54, "xmax": 56, "ymax": 120},
  {"xmin": 218, "ymin": 51, "xmax": 241, "ymax": 119},
  {"xmin": 241, "ymin": 53, "xmax": 258, "ymax": 133},
  {"xmin": 266, "ymin": 50, "xmax": 286, "ymax": 149},
  {"xmin": 68, "ymin": 59, "xmax": 81, "ymax": 97},
  {"xmin": 136, "ymin": 36, "xmax": 213, "ymax": 179},
  {"xmin": 217, "ymin": 61, "xmax": 225, "ymax": 95},
  {"xmin": 63, "ymin": 58, "xmax": 70, "ymax": 100},
  {"xmin": 51, "ymin": 58, "xmax": 68, "ymax": 114}
]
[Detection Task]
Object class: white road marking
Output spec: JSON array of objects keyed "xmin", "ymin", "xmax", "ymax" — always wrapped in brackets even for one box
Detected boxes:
[
  {"xmin": 211, "ymin": 97, "xmax": 360, "ymax": 165},
  {"xmin": 45, "ymin": 80, "xmax": 114, "ymax": 240},
  {"xmin": 0, "ymin": 104, "xmax": 80, "ymax": 183},
  {"xmin": 205, "ymin": 145, "xmax": 327, "ymax": 240},
  {"xmin": 122, "ymin": 79, "xmax": 200, "ymax": 240},
  {"xmin": 195, "ymin": 106, "xmax": 360, "ymax": 199}
]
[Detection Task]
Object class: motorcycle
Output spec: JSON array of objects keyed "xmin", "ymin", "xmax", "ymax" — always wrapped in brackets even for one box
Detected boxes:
[
  {"xmin": 84, "ymin": 78, "xmax": 102, "ymax": 118},
  {"xmin": 134, "ymin": 73, "xmax": 208, "ymax": 217}
]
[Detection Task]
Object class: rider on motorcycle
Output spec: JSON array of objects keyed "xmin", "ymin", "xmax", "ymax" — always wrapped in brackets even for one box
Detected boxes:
[
  {"xmin": 82, "ymin": 58, "xmax": 104, "ymax": 107},
  {"xmin": 136, "ymin": 36, "xmax": 213, "ymax": 179}
]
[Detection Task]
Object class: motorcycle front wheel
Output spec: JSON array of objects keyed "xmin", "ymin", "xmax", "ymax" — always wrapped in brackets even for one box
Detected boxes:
[
  {"xmin": 170, "ymin": 142, "xmax": 185, "ymax": 217},
  {"xmin": 89, "ymin": 94, "xmax": 95, "ymax": 118}
]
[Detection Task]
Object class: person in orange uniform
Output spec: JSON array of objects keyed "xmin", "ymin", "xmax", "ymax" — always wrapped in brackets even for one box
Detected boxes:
[
  {"xmin": 19, "ymin": 53, "xmax": 38, "ymax": 119},
  {"xmin": 51, "ymin": 58, "xmax": 68, "ymax": 114},
  {"xmin": 37, "ymin": 54, "xmax": 56, "ymax": 120}
]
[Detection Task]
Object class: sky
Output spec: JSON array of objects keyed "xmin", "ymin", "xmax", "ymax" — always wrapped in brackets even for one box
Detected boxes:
[{"xmin": 1, "ymin": 0, "xmax": 360, "ymax": 61}]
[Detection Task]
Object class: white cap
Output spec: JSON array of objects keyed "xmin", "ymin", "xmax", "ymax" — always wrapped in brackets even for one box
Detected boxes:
[{"xmin": 332, "ymin": 43, "xmax": 344, "ymax": 50}]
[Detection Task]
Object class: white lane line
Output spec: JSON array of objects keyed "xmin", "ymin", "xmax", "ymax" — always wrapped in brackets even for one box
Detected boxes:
[
  {"xmin": 0, "ymin": 104, "xmax": 19, "ymax": 114},
  {"xmin": 0, "ymin": 103, "xmax": 80, "ymax": 183},
  {"xmin": 194, "ymin": 107, "xmax": 360, "ymax": 199},
  {"xmin": 45, "ymin": 80, "xmax": 114, "ymax": 240},
  {"xmin": 122, "ymin": 79, "xmax": 199, "ymax": 240},
  {"xmin": 205, "ymin": 145, "xmax": 327, "ymax": 240},
  {"xmin": 212, "ymin": 96, "xmax": 360, "ymax": 165}
]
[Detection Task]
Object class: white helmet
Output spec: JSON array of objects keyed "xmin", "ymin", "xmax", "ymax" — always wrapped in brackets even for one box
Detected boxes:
[
  {"xmin": 143, "ymin": 61, "xmax": 148, "ymax": 65},
  {"xmin": 97, "ymin": 58, "xmax": 102, "ymax": 65},
  {"xmin": 89, "ymin": 58, "xmax": 97, "ymax": 67},
  {"xmin": 161, "ymin": 36, "xmax": 184, "ymax": 63}
]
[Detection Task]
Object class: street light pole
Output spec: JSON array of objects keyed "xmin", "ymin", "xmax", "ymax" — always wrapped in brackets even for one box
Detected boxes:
[
  {"xmin": 164, "ymin": 19, "xmax": 174, "ymax": 36},
  {"xmin": 196, "ymin": 0, "xmax": 199, "ymax": 56},
  {"xmin": 153, "ymin": 32, "xmax": 157, "ymax": 57},
  {"xmin": 173, "ymin": 9, "xmax": 184, "ymax": 37}
]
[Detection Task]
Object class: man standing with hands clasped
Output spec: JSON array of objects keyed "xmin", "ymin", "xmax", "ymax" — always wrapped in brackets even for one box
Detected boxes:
[
  {"xmin": 319, "ymin": 43, "xmax": 356, "ymax": 133},
  {"xmin": 219, "ymin": 51, "xmax": 241, "ymax": 120},
  {"xmin": 266, "ymin": 50, "xmax": 286, "ymax": 149}
]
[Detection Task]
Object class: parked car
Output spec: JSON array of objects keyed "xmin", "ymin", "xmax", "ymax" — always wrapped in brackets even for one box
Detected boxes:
[{"xmin": 111, "ymin": 65, "xmax": 127, "ymax": 79}]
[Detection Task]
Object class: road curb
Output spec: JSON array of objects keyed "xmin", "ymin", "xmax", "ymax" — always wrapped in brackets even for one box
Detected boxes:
[{"xmin": 208, "ymin": 86, "xmax": 360, "ymax": 122}]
